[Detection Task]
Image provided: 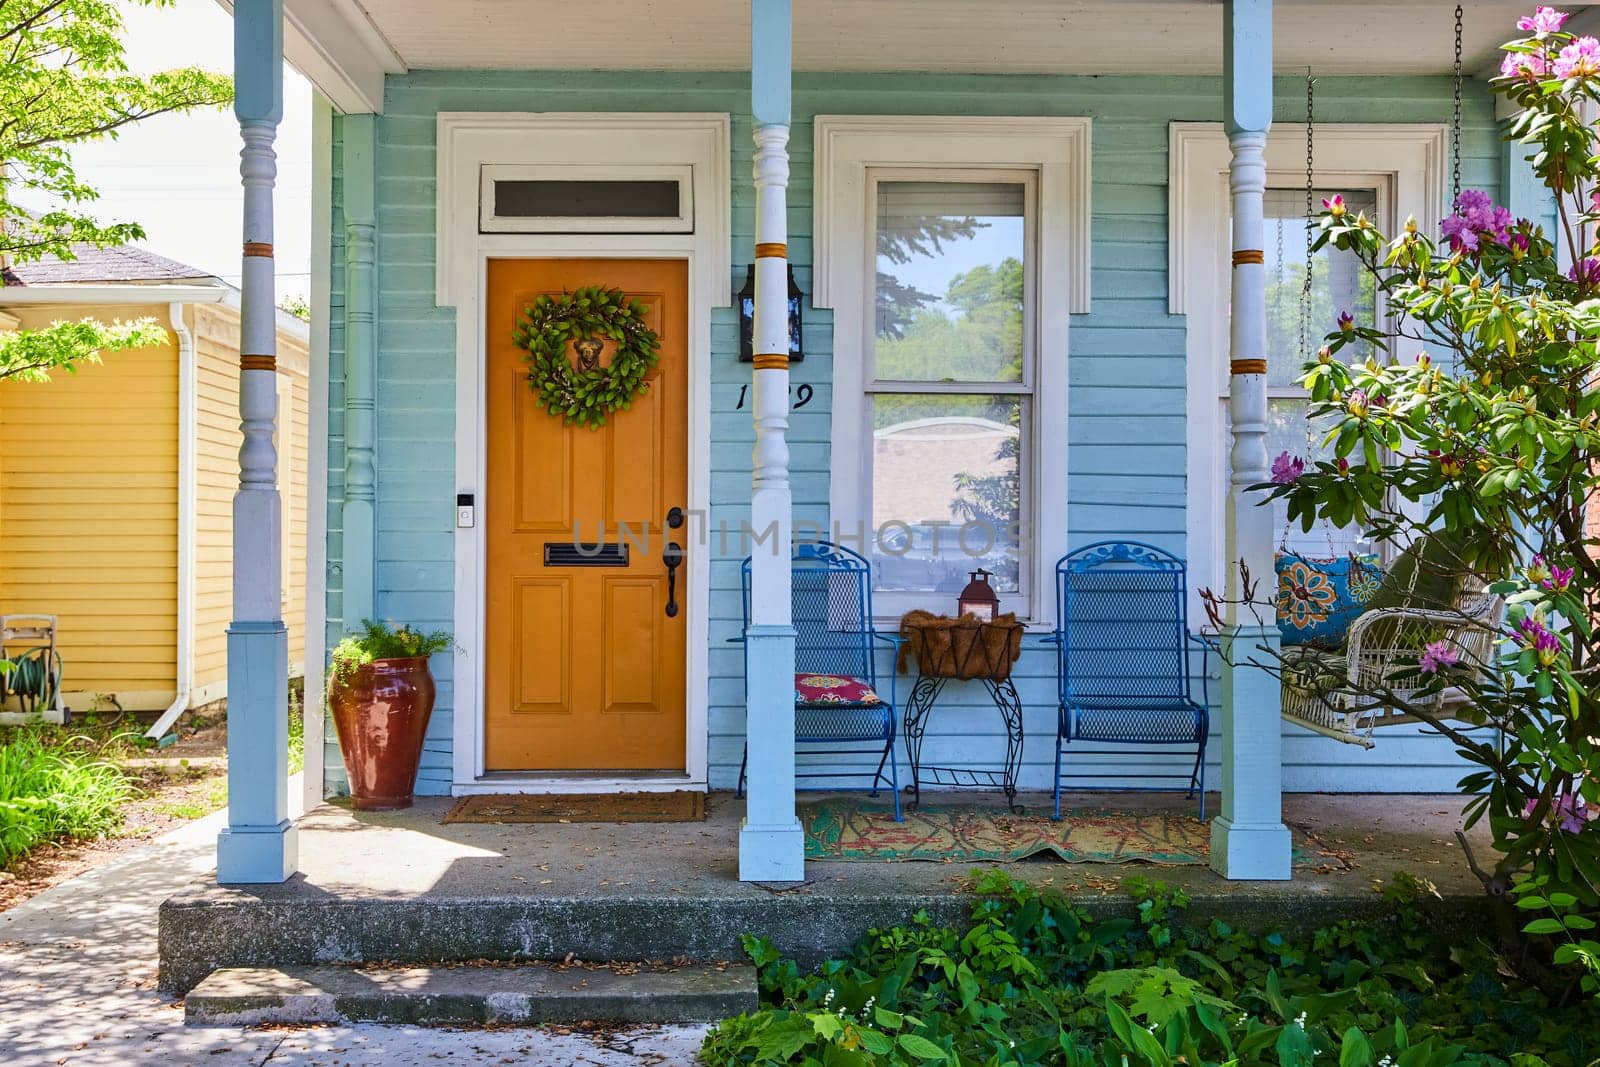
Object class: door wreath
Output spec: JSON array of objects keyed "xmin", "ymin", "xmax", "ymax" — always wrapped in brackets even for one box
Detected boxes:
[{"xmin": 514, "ymin": 285, "xmax": 661, "ymax": 429}]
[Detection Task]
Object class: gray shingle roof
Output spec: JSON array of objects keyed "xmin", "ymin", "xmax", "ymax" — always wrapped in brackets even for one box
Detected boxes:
[{"xmin": 2, "ymin": 243, "xmax": 220, "ymax": 286}]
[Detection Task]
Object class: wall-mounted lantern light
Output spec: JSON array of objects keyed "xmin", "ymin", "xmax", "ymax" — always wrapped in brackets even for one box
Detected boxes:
[{"xmin": 738, "ymin": 262, "xmax": 804, "ymax": 363}]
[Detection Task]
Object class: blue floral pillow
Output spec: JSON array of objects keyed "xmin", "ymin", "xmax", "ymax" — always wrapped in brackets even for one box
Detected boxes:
[{"xmin": 1275, "ymin": 552, "xmax": 1384, "ymax": 650}]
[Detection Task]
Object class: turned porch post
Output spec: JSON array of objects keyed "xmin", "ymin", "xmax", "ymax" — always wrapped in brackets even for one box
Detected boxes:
[
  {"xmin": 1211, "ymin": 0, "xmax": 1293, "ymax": 881},
  {"xmin": 341, "ymin": 114, "xmax": 378, "ymax": 625},
  {"xmin": 739, "ymin": 0, "xmax": 804, "ymax": 882},
  {"xmin": 218, "ymin": 0, "xmax": 297, "ymax": 884}
]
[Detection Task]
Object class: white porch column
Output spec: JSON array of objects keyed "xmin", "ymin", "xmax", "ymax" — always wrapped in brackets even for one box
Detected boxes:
[
  {"xmin": 341, "ymin": 113, "xmax": 378, "ymax": 625},
  {"xmin": 1210, "ymin": 0, "xmax": 1292, "ymax": 881},
  {"xmin": 218, "ymin": 0, "xmax": 298, "ymax": 884},
  {"xmin": 739, "ymin": 0, "xmax": 804, "ymax": 882}
]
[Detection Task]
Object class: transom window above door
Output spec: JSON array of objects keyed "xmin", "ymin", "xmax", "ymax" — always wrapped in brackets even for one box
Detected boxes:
[
  {"xmin": 478, "ymin": 164, "xmax": 694, "ymax": 234},
  {"xmin": 868, "ymin": 174, "xmax": 1035, "ymax": 618}
]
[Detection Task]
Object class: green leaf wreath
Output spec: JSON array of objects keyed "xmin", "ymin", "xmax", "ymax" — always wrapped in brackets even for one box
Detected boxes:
[{"xmin": 514, "ymin": 285, "xmax": 661, "ymax": 429}]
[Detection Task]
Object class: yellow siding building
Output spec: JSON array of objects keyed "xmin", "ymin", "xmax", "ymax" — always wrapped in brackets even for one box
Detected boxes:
[{"xmin": 0, "ymin": 247, "xmax": 309, "ymax": 724}]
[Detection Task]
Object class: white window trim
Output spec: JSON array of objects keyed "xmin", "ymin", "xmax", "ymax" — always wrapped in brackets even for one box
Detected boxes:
[
  {"xmin": 1171, "ymin": 122, "xmax": 1445, "ymax": 622},
  {"xmin": 815, "ymin": 115, "xmax": 1089, "ymax": 627}
]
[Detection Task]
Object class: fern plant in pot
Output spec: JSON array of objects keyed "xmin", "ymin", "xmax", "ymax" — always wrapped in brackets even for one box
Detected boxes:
[{"xmin": 327, "ymin": 619, "xmax": 452, "ymax": 810}]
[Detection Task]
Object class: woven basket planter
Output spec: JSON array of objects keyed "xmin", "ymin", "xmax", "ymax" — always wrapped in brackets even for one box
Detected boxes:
[{"xmin": 897, "ymin": 611, "xmax": 1025, "ymax": 682}]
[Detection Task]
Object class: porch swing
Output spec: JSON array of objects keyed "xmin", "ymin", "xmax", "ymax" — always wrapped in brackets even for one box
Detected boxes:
[{"xmin": 1275, "ymin": 18, "xmax": 1506, "ymax": 748}]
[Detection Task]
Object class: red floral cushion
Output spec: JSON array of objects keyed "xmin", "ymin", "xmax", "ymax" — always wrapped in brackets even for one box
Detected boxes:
[{"xmin": 794, "ymin": 673, "xmax": 882, "ymax": 707}]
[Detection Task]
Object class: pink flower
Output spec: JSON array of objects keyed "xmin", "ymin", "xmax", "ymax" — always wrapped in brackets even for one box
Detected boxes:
[
  {"xmin": 1271, "ymin": 452, "xmax": 1305, "ymax": 485},
  {"xmin": 1545, "ymin": 564, "xmax": 1574, "ymax": 591},
  {"xmin": 1524, "ymin": 793, "xmax": 1594, "ymax": 835},
  {"xmin": 1518, "ymin": 6, "xmax": 1570, "ymax": 33},
  {"xmin": 1442, "ymin": 190, "xmax": 1518, "ymax": 253},
  {"xmin": 1554, "ymin": 35, "xmax": 1600, "ymax": 78},
  {"xmin": 1335, "ymin": 458, "xmax": 1350, "ymax": 475},
  {"xmin": 1570, "ymin": 257, "xmax": 1600, "ymax": 285},
  {"xmin": 1501, "ymin": 51, "xmax": 1549, "ymax": 78},
  {"xmin": 1418, "ymin": 640, "xmax": 1460, "ymax": 674},
  {"xmin": 1337, "ymin": 310, "xmax": 1355, "ymax": 333},
  {"xmin": 1440, "ymin": 213, "xmax": 1480, "ymax": 253},
  {"xmin": 1518, "ymin": 615, "xmax": 1562, "ymax": 667},
  {"xmin": 1526, "ymin": 554, "xmax": 1551, "ymax": 585},
  {"xmin": 1322, "ymin": 194, "xmax": 1346, "ymax": 218}
]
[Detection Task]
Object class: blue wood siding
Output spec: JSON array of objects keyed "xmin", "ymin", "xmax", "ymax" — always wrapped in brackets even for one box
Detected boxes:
[{"xmin": 323, "ymin": 72, "xmax": 1504, "ymax": 798}]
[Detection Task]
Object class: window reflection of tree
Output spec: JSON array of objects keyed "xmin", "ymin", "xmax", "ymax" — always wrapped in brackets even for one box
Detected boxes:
[
  {"xmin": 875, "ymin": 235, "xmax": 1025, "ymax": 587},
  {"xmin": 874, "ymin": 213, "xmax": 985, "ymax": 341}
]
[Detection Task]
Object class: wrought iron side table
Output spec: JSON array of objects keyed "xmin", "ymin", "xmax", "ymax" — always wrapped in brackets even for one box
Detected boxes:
[
  {"xmin": 896, "ymin": 613, "xmax": 1026, "ymax": 812},
  {"xmin": 901, "ymin": 674, "xmax": 1024, "ymax": 811}
]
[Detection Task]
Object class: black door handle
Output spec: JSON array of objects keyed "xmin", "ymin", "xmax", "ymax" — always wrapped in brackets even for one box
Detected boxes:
[
  {"xmin": 663, "ymin": 541, "xmax": 684, "ymax": 618},
  {"xmin": 665, "ymin": 506, "xmax": 685, "ymax": 530}
]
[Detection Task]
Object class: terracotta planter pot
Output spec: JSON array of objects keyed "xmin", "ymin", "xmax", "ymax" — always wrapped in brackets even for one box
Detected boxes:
[{"xmin": 328, "ymin": 656, "xmax": 436, "ymax": 810}]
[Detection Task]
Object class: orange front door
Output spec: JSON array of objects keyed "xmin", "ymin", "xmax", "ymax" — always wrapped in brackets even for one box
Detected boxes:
[{"xmin": 484, "ymin": 258, "xmax": 689, "ymax": 772}]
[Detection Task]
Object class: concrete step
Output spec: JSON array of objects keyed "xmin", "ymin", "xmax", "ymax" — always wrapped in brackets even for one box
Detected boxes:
[{"xmin": 185, "ymin": 961, "xmax": 756, "ymax": 1027}]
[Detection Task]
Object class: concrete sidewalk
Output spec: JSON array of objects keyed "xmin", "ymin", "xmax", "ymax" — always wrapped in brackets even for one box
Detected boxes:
[{"xmin": 0, "ymin": 801, "xmax": 707, "ymax": 1066}]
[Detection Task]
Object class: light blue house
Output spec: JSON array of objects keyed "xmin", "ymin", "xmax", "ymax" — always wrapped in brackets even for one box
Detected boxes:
[{"xmin": 213, "ymin": 0, "xmax": 1556, "ymax": 886}]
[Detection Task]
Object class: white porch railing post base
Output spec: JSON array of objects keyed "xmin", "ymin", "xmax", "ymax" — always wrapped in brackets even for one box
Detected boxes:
[
  {"xmin": 1209, "ymin": 625, "xmax": 1291, "ymax": 881},
  {"xmin": 739, "ymin": 623, "xmax": 803, "ymax": 882},
  {"xmin": 1209, "ymin": 816, "xmax": 1294, "ymax": 881},
  {"xmin": 217, "ymin": 621, "xmax": 297, "ymax": 884}
]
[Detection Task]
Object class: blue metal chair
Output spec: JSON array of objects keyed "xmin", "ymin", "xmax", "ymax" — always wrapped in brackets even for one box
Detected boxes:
[
  {"xmin": 1045, "ymin": 541, "xmax": 1212, "ymax": 820},
  {"xmin": 736, "ymin": 540, "xmax": 902, "ymax": 821}
]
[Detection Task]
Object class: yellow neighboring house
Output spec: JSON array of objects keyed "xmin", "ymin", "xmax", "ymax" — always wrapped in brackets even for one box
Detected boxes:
[{"xmin": 0, "ymin": 245, "xmax": 310, "ymax": 731}]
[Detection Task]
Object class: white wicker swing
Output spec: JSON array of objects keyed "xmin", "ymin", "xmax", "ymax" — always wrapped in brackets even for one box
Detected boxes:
[{"xmin": 1279, "ymin": 574, "xmax": 1504, "ymax": 748}]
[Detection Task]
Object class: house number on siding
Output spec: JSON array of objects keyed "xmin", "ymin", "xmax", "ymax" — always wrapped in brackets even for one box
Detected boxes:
[{"xmin": 734, "ymin": 383, "xmax": 812, "ymax": 410}]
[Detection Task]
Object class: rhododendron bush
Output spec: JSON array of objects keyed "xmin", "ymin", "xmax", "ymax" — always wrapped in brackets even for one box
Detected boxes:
[{"xmin": 1263, "ymin": 8, "xmax": 1599, "ymax": 989}]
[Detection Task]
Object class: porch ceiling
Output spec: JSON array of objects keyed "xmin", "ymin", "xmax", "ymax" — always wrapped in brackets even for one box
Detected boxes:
[{"xmin": 270, "ymin": 0, "xmax": 1600, "ymax": 114}]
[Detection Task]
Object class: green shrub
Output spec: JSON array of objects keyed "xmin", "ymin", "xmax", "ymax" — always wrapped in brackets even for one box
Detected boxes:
[
  {"xmin": 700, "ymin": 873, "xmax": 1600, "ymax": 1067},
  {"xmin": 328, "ymin": 618, "xmax": 453, "ymax": 684},
  {"xmin": 0, "ymin": 728, "xmax": 132, "ymax": 865}
]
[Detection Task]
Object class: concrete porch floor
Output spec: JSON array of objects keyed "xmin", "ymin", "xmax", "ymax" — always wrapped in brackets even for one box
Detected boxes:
[{"xmin": 159, "ymin": 791, "xmax": 1497, "ymax": 995}]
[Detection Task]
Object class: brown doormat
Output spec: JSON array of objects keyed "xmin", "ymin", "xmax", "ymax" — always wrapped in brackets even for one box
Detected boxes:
[{"xmin": 442, "ymin": 791, "xmax": 705, "ymax": 825}]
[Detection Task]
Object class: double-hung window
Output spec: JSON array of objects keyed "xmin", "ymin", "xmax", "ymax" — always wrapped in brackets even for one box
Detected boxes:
[
  {"xmin": 866, "ymin": 173, "xmax": 1037, "ymax": 619},
  {"xmin": 816, "ymin": 116, "xmax": 1089, "ymax": 627}
]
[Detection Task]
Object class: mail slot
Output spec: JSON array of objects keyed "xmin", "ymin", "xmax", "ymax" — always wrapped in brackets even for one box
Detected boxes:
[{"xmin": 544, "ymin": 542, "xmax": 629, "ymax": 567}]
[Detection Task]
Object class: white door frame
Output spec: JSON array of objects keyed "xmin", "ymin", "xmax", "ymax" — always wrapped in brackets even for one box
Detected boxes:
[{"xmin": 436, "ymin": 112, "xmax": 731, "ymax": 794}]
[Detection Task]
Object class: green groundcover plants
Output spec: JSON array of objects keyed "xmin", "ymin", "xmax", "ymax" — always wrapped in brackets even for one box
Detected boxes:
[
  {"xmin": 701, "ymin": 873, "xmax": 1600, "ymax": 1067},
  {"xmin": 0, "ymin": 727, "xmax": 131, "ymax": 865}
]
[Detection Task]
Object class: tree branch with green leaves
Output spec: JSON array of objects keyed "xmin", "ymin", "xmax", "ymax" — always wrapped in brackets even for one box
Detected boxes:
[{"xmin": 0, "ymin": 0, "xmax": 233, "ymax": 269}]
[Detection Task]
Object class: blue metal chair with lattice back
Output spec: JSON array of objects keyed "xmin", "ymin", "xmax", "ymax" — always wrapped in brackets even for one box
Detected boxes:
[
  {"xmin": 736, "ymin": 540, "xmax": 902, "ymax": 821},
  {"xmin": 1046, "ymin": 541, "xmax": 1212, "ymax": 820}
]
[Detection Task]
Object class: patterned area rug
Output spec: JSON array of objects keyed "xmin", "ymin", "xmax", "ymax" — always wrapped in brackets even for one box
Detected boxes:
[
  {"xmin": 801, "ymin": 800, "xmax": 1332, "ymax": 867},
  {"xmin": 442, "ymin": 791, "xmax": 705, "ymax": 824}
]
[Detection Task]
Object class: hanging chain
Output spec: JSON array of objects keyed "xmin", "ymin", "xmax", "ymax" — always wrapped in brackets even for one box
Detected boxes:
[
  {"xmin": 1452, "ymin": 3, "xmax": 1464, "ymax": 200},
  {"xmin": 1276, "ymin": 217, "xmax": 1285, "ymax": 290},
  {"xmin": 1301, "ymin": 69, "xmax": 1315, "ymax": 364}
]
